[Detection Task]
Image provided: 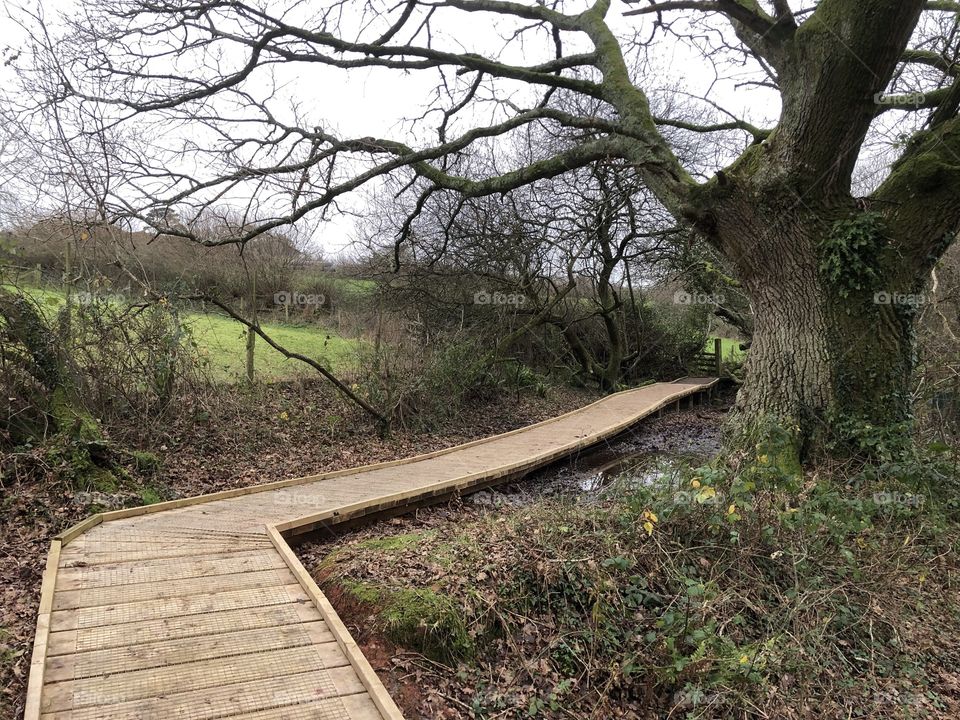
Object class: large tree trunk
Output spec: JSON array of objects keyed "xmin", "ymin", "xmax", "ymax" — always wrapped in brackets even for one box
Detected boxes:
[
  {"xmin": 738, "ymin": 270, "xmax": 915, "ymax": 454},
  {"xmin": 719, "ymin": 200, "xmax": 917, "ymax": 459}
]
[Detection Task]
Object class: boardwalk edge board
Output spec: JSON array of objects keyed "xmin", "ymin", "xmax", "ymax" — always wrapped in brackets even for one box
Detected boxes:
[
  {"xmin": 267, "ymin": 526, "xmax": 405, "ymax": 720},
  {"xmin": 24, "ymin": 539, "xmax": 60, "ymax": 720},
  {"xmin": 25, "ymin": 378, "xmax": 718, "ymax": 720}
]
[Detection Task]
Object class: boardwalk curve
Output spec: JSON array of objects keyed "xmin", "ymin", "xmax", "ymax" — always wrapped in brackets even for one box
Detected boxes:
[{"xmin": 25, "ymin": 378, "xmax": 717, "ymax": 720}]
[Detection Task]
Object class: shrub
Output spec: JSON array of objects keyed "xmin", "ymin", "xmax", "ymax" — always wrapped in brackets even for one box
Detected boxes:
[
  {"xmin": 353, "ymin": 332, "xmax": 530, "ymax": 428},
  {"xmin": 0, "ymin": 286, "xmax": 207, "ymax": 453},
  {"xmin": 317, "ymin": 432, "xmax": 960, "ymax": 718}
]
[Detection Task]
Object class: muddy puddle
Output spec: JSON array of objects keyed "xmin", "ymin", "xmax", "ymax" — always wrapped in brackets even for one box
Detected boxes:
[{"xmin": 465, "ymin": 400, "xmax": 728, "ymax": 508}]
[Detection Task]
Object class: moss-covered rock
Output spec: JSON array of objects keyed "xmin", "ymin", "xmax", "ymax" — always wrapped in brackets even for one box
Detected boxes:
[{"xmin": 341, "ymin": 580, "xmax": 474, "ymax": 662}]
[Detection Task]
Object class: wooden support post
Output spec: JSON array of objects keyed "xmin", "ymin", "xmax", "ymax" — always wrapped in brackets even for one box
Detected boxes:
[{"xmin": 714, "ymin": 337, "xmax": 723, "ymax": 377}]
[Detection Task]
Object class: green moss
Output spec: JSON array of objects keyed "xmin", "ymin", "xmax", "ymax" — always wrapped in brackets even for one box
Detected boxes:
[
  {"xmin": 880, "ymin": 120, "xmax": 960, "ymax": 222},
  {"xmin": 0, "ymin": 628, "xmax": 18, "ymax": 667},
  {"xmin": 59, "ymin": 442, "xmax": 119, "ymax": 492},
  {"xmin": 49, "ymin": 386, "xmax": 102, "ymax": 444},
  {"xmin": 86, "ymin": 467, "xmax": 119, "ymax": 493},
  {"xmin": 729, "ymin": 417, "xmax": 804, "ymax": 485},
  {"xmin": 325, "ymin": 530, "xmax": 479, "ymax": 660},
  {"xmin": 353, "ymin": 533, "xmax": 423, "ymax": 552},
  {"xmin": 382, "ymin": 587, "xmax": 474, "ymax": 661},
  {"xmin": 724, "ymin": 142, "xmax": 766, "ymax": 182},
  {"xmin": 138, "ymin": 486, "xmax": 164, "ymax": 505},
  {"xmin": 340, "ymin": 579, "xmax": 474, "ymax": 661},
  {"xmin": 764, "ymin": 436, "xmax": 804, "ymax": 482},
  {"xmin": 318, "ymin": 533, "xmax": 426, "ymax": 573},
  {"xmin": 341, "ymin": 578, "xmax": 384, "ymax": 605},
  {"xmin": 130, "ymin": 450, "xmax": 161, "ymax": 474}
]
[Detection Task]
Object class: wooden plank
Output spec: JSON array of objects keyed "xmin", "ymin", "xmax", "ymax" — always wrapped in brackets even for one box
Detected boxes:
[
  {"xmin": 53, "ymin": 567, "xmax": 297, "ymax": 610},
  {"xmin": 268, "ymin": 525, "xmax": 405, "ymax": 720},
  {"xmin": 341, "ymin": 694, "xmax": 388, "ymax": 720},
  {"xmin": 49, "ymin": 582, "xmax": 309, "ymax": 632},
  {"xmin": 44, "ymin": 621, "xmax": 334, "ymax": 682},
  {"xmin": 55, "ymin": 517, "xmax": 102, "ymax": 546},
  {"xmin": 41, "ymin": 644, "xmax": 352, "ymax": 713},
  {"xmin": 212, "ymin": 693, "xmax": 383, "ymax": 720},
  {"xmin": 38, "ymin": 542, "xmax": 61, "ymax": 615},
  {"xmin": 55, "ymin": 548, "xmax": 283, "ymax": 589},
  {"xmin": 39, "ymin": 667, "xmax": 364, "ymax": 720},
  {"xmin": 58, "ymin": 545, "xmax": 264, "ymax": 565},
  {"xmin": 47, "ymin": 602, "xmax": 323, "ymax": 656},
  {"xmin": 60, "ymin": 539, "xmax": 270, "ymax": 556},
  {"xmin": 85, "ymin": 525, "xmax": 270, "ymax": 542}
]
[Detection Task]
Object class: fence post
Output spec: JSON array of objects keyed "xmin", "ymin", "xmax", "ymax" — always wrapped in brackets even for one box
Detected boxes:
[
  {"xmin": 246, "ymin": 272, "xmax": 257, "ymax": 383},
  {"xmin": 62, "ymin": 237, "xmax": 74, "ymax": 344},
  {"xmin": 714, "ymin": 337, "xmax": 723, "ymax": 377}
]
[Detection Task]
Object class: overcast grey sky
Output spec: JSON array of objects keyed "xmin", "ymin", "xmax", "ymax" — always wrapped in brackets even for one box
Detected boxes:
[{"xmin": 3, "ymin": 0, "xmax": 901, "ymax": 260}]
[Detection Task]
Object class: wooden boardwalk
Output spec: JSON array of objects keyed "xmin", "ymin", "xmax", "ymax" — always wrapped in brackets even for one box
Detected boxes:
[{"xmin": 25, "ymin": 378, "xmax": 717, "ymax": 720}]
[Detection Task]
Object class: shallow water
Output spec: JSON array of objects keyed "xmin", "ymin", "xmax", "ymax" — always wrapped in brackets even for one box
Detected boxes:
[
  {"xmin": 576, "ymin": 451, "xmax": 698, "ymax": 492},
  {"xmin": 466, "ymin": 404, "xmax": 727, "ymax": 507}
]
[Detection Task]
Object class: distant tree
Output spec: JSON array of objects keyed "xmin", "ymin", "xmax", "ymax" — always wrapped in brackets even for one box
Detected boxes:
[{"xmin": 144, "ymin": 207, "xmax": 186, "ymax": 234}]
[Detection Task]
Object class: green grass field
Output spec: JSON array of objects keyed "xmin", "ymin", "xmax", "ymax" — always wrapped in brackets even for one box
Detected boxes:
[
  {"xmin": 707, "ymin": 336, "xmax": 747, "ymax": 361},
  {"xmin": 186, "ymin": 313, "xmax": 359, "ymax": 382},
  {"xmin": 4, "ymin": 283, "xmax": 360, "ymax": 382},
  {"xmin": 296, "ymin": 271, "xmax": 377, "ymax": 301}
]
